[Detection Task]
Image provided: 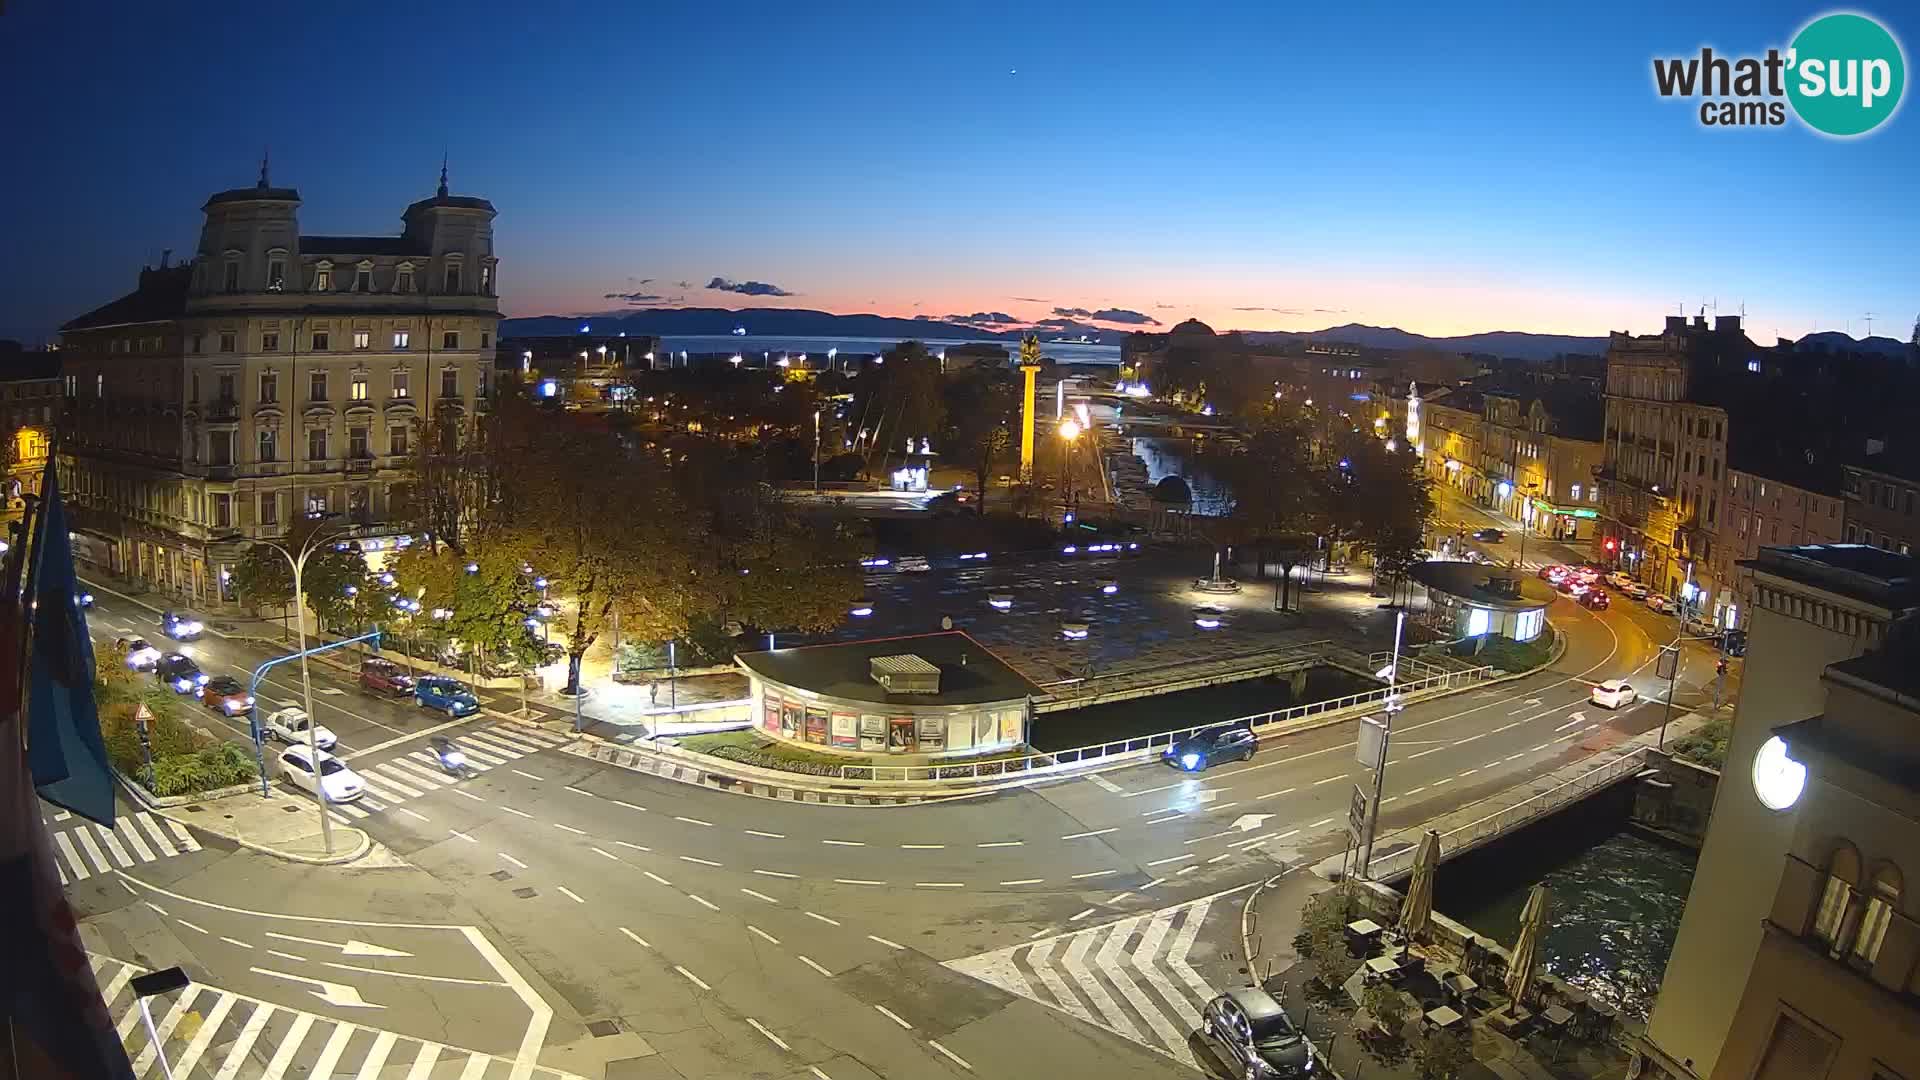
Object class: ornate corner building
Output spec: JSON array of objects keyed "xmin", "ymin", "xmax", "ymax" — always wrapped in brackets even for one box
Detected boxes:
[{"xmin": 56, "ymin": 165, "xmax": 499, "ymax": 607}]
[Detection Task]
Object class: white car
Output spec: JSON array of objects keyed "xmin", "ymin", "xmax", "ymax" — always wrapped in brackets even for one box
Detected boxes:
[
  {"xmin": 1620, "ymin": 581, "xmax": 1649, "ymax": 600},
  {"xmin": 1605, "ymin": 571, "xmax": 1635, "ymax": 590},
  {"xmin": 279, "ymin": 746, "xmax": 365, "ymax": 803},
  {"xmin": 895, "ymin": 555, "xmax": 931, "ymax": 573},
  {"xmin": 1590, "ymin": 679, "xmax": 1639, "ymax": 709},
  {"xmin": 264, "ymin": 707, "xmax": 337, "ymax": 752},
  {"xmin": 123, "ymin": 638, "xmax": 162, "ymax": 671},
  {"xmin": 1646, "ymin": 594, "xmax": 1677, "ymax": 615}
]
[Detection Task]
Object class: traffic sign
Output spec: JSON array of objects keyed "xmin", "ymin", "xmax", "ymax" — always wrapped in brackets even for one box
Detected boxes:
[{"xmin": 1347, "ymin": 784, "xmax": 1370, "ymax": 845}]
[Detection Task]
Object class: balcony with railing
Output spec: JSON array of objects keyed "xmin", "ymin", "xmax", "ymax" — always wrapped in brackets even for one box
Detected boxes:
[
  {"xmin": 345, "ymin": 455, "xmax": 376, "ymax": 476},
  {"xmin": 204, "ymin": 398, "xmax": 240, "ymax": 423}
]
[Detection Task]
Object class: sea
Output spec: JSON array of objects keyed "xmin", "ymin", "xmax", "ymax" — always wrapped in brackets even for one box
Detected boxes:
[{"xmin": 655, "ymin": 334, "xmax": 1122, "ymax": 367}]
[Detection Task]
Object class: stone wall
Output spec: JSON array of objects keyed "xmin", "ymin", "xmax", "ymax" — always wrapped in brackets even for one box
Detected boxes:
[{"xmin": 1629, "ymin": 748, "xmax": 1719, "ymax": 849}]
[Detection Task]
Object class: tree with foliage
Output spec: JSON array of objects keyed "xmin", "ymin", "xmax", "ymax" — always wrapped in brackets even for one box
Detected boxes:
[
  {"xmin": 1413, "ymin": 1027, "xmax": 1473, "ymax": 1080},
  {"xmin": 1201, "ymin": 405, "xmax": 1321, "ymax": 607},
  {"xmin": 941, "ymin": 368, "xmax": 1018, "ymax": 513},
  {"xmin": 1309, "ymin": 921, "xmax": 1360, "ymax": 990},
  {"xmin": 852, "ymin": 341, "xmax": 946, "ymax": 472},
  {"xmin": 229, "ymin": 543, "xmax": 295, "ymax": 623},
  {"xmin": 406, "ymin": 404, "xmax": 501, "ymax": 555},
  {"xmin": 1363, "ymin": 983, "xmax": 1410, "ymax": 1037},
  {"xmin": 300, "ymin": 539, "xmax": 377, "ymax": 634}
]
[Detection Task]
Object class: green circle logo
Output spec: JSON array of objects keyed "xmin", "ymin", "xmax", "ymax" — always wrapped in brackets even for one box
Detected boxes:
[{"xmin": 1787, "ymin": 12, "xmax": 1906, "ymax": 136}]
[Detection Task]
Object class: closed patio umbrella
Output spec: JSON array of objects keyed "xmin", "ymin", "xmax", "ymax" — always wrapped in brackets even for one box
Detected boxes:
[
  {"xmin": 1398, "ymin": 829, "xmax": 1441, "ymax": 939},
  {"xmin": 1506, "ymin": 883, "xmax": 1552, "ymax": 1009}
]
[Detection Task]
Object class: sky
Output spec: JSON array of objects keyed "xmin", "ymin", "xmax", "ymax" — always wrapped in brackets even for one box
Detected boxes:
[{"xmin": 1, "ymin": 1, "xmax": 1914, "ymax": 345}]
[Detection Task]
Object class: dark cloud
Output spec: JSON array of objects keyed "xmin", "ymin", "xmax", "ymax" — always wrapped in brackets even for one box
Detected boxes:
[
  {"xmin": 1052, "ymin": 307, "xmax": 1094, "ymax": 318},
  {"xmin": 1154, "ymin": 303, "xmax": 1177, "ymax": 310},
  {"xmin": 940, "ymin": 311, "xmax": 1021, "ymax": 329},
  {"xmin": 604, "ymin": 291, "xmax": 667, "ymax": 303},
  {"xmin": 1052, "ymin": 306, "xmax": 1159, "ymax": 326},
  {"xmin": 706, "ymin": 276, "xmax": 794, "ymax": 297},
  {"xmin": 1312, "ymin": 307, "xmax": 1347, "ymax": 314},
  {"xmin": 1009, "ymin": 296, "xmax": 1051, "ymax": 304},
  {"xmin": 1231, "ymin": 306, "xmax": 1305, "ymax": 315}
]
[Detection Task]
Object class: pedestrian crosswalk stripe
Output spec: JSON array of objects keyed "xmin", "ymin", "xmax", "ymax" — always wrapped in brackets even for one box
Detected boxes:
[
  {"xmin": 92, "ymin": 823, "xmax": 132, "ymax": 865},
  {"xmin": 92, "ymin": 952, "xmax": 585, "ymax": 1080},
  {"xmin": 946, "ymin": 895, "xmax": 1222, "ymax": 1070},
  {"xmin": 308, "ymin": 723, "xmax": 572, "ymax": 825},
  {"xmin": 447, "ymin": 743, "xmax": 508, "ymax": 766},
  {"xmin": 387, "ymin": 757, "xmax": 455, "ymax": 787},
  {"xmin": 74, "ymin": 826, "xmax": 112, "ymax": 874},
  {"xmin": 54, "ymin": 832, "xmax": 90, "ymax": 879},
  {"xmin": 115, "ymin": 816, "xmax": 157, "ymax": 861},
  {"xmin": 137, "ymin": 812, "xmax": 180, "ymax": 856},
  {"xmin": 466, "ymin": 730, "xmax": 540, "ymax": 756},
  {"xmin": 370, "ymin": 765, "xmax": 429, "ymax": 798}
]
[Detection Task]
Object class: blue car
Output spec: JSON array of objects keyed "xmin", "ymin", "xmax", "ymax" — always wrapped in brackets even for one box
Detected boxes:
[
  {"xmin": 1164, "ymin": 724, "xmax": 1257, "ymax": 772},
  {"xmin": 415, "ymin": 676, "xmax": 480, "ymax": 717}
]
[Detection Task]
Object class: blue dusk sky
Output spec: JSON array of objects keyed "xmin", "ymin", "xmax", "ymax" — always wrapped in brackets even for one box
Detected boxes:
[{"xmin": 1, "ymin": 1, "xmax": 1913, "ymax": 343}]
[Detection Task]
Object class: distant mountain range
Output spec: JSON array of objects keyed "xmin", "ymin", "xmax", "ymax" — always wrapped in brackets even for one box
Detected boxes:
[{"xmin": 500, "ymin": 308, "xmax": 1914, "ymax": 364}]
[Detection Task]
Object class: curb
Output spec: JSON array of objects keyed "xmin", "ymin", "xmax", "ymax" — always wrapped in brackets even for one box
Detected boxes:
[{"xmin": 116, "ymin": 771, "xmax": 374, "ymax": 867}]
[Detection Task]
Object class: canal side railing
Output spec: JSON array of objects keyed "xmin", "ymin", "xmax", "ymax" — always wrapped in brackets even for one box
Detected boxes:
[
  {"xmin": 1362, "ymin": 745, "xmax": 1652, "ymax": 882},
  {"xmin": 1033, "ymin": 639, "xmax": 1337, "ymax": 712},
  {"xmin": 832, "ymin": 662, "xmax": 1495, "ymax": 782}
]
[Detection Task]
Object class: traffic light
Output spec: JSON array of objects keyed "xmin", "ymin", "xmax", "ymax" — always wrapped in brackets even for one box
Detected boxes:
[{"xmin": 1604, "ymin": 538, "xmax": 1618, "ymax": 552}]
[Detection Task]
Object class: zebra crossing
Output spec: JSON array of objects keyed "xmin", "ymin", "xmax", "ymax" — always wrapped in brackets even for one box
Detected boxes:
[
  {"xmin": 946, "ymin": 894, "xmax": 1223, "ymax": 1071},
  {"xmin": 90, "ymin": 952, "xmax": 583, "ymax": 1080},
  {"xmin": 325, "ymin": 724, "xmax": 572, "ymax": 826},
  {"xmin": 45, "ymin": 807, "xmax": 204, "ymax": 886}
]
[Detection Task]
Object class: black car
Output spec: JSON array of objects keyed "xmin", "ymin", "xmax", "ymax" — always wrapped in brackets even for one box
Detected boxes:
[
  {"xmin": 1471, "ymin": 527, "xmax": 1505, "ymax": 543},
  {"xmin": 1723, "ymin": 628, "xmax": 1748, "ymax": 657},
  {"xmin": 1201, "ymin": 987, "xmax": 1316, "ymax": 1077},
  {"xmin": 1164, "ymin": 724, "xmax": 1256, "ymax": 772},
  {"xmin": 155, "ymin": 653, "xmax": 209, "ymax": 694}
]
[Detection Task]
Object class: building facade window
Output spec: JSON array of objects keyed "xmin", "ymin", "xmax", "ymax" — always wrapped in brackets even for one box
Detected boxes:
[
  {"xmin": 353, "ymin": 330, "xmax": 370, "ymax": 350},
  {"xmin": 480, "ymin": 331, "xmax": 490, "ymax": 349},
  {"xmin": 350, "ymin": 375, "xmax": 369, "ymax": 401},
  {"xmin": 216, "ymin": 373, "xmax": 235, "ymax": 402},
  {"xmin": 393, "ymin": 330, "xmax": 410, "ymax": 350},
  {"xmin": 219, "ymin": 331, "xmax": 236, "ymax": 353},
  {"xmin": 311, "ymin": 331, "xmax": 329, "ymax": 351},
  {"xmin": 259, "ymin": 492, "xmax": 277, "ymax": 526},
  {"xmin": 262, "ymin": 332, "xmax": 280, "ymax": 352},
  {"xmin": 309, "ymin": 372, "xmax": 327, "ymax": 402},
  {"xmin": 315, "ymin": 264, "xmax": 333, "ymax": 291},
  {"xmin": 224, "ymin": 262, "xmax": 240, "ymax": 292},
  {"xmin": 354, "ymin": 264, "xmax": 373, "ymax": 292},
  {"xmin": 209, "ymin": 431, "xmax": 232, "ymax": 466},
  {"xmin": 306, "ymin": 491, "xmax": 328, "ymax": 516},
  {"xmin": 444, "ymin": 264, "xmax": 462, "ymax": 294},
  {"xmin": 259, "ymin": 371, "xmax": 277, "ymax": 403},
  {"xmin": 480, "ymin": 264, "xmax": 492, "ymax": 293},
  {"xmin": 191, "ymin": 333, "xmax": 204, "ymax": 354},
  {"xmin": 392, "ymin": 371, "xmax": 410, "ymax": 399},
  {"xmin": 389, "ymin": 424, "xmax": 409, "ymax": 457},
  {"xmin": 258, "ymin": 428, "xmax": 277, "ymax": 462},
  {"xmin": 307, "ymin": 428, "xmax": 328, "ymax": 462},
  {"xmin": 212, "ymin": 494, "xmax": 232, "ymax": 528},
  {"xmin": 267, "ymin": 258, "xmax": 286, "ymax": 290},
  {"xmin": 443, "ymin": 330, "xmax": 459, "ymax": 350},
  {"xmin": 1812, "ymin": 843, "xmax": 1860, "ymax": 953},
  {"xmin": 349, "ymin": 427, "xmax": 370, "ymax": 459},
  {"xmin": 1850, "ymin": 865, "xmax": 1902, "ymax": 968},
  {"xmin": 396, "ymin": 265, "xmax": 414, "ymax": 293},
  {"xmin": 440, "ymin": 367, "xmax": 458, "ymax": 399}
]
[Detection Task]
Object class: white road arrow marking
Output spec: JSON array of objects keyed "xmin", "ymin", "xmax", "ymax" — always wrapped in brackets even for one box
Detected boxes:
[
  {"xmin": 1194, "ymin": 790, "xmax": 1220, "ymax": 804},
  {"xmin": 1228, "ymin": 814, "xmax": 1273, "ymax": 833},
  {"xmin": 1555, "ymin": 711, "xmax": 1589, "ymax": 732},
  {"xmin": 250, "ymin": 966, "xmax": 385, "ymax": 1009},
  {"xmin": 264, "ymin": 931, "xmax": 413, "ymax": 958}
]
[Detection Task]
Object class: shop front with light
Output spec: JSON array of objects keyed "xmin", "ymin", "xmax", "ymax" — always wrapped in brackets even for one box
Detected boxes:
[
  {"xmin": 735, "ymin": 631, "xmax": 1036, "ymax": 756},
  {"xmin": 1408, "ymin": 561, "xmax": 1554, "ymax": 643}
]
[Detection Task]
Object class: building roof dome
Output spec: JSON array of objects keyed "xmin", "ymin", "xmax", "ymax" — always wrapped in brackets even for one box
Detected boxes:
[{"xmin": 1170, "ymin": 318, "xmax": 1215, "ymax": 338}]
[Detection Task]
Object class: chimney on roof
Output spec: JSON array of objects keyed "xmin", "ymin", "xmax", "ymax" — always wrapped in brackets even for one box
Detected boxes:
[
  {"xmin": 1665, "ymin": 316, "xmax": 1687, "ymax": 334},
  {"xmin": 1693, "ymin": 315, "xmax": 1708, "ymax": 330},
  {"xmin": 1715, "ymin": 315, "xmax": 1741, "ymax": 333}
]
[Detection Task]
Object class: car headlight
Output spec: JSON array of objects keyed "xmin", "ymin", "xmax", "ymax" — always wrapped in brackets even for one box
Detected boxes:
[{"xmin": 1181, "ymin": 752, "xmax": 1202, "ymax": 770}]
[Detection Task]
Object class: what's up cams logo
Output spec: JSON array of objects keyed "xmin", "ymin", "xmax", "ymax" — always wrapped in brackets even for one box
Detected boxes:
[{"xmin": 1653, "ymin": 11, "xmax": 1906, "ymax": 136}]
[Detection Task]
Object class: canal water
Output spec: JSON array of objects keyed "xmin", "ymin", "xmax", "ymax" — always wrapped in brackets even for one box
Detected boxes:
[
  {"xmin": 1430, "ymin": 783, "xmax": 1697, "ymax": 1021},
  {"xmin": 1030, "ymin": 664, "xmax": 1379, "ymax": 751}
]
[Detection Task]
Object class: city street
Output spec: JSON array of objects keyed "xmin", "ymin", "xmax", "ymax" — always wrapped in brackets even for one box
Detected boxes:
[{"xmin": 65, "ymin": 559, "xmax": 1726, "ymax": 1078}]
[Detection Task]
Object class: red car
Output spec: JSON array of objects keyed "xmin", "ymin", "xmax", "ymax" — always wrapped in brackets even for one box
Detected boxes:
[{"xmin": 359, "ymin": 658, "xmax": 416, "ymax": 695}]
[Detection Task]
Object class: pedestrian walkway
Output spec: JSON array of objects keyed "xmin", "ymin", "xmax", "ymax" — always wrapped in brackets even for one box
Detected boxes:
[
  {"xmin": 44, "ymin": 804, "xmax": 203, "ymax": 886},
  {"xmin": 323, "ymin": 722, "xmax": 573, "ymax": 827},
  {"xmin": 90, "ymin": 952, "xmax": 583, "ymax": 1080},
  {"xmin": 945, "ymin": 893, "xmax": 1224, "ymax": 1071}
]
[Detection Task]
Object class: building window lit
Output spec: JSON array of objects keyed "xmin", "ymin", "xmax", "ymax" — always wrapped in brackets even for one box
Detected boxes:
[
  {"xmin": 315, "ymin": 264, "xmax": 333, "ymax": 291},
  {"xmin": 351, "ymin": 375, "xmax": 369, "ymax": 401},
  {"xmin": 353, "ymin": 330, "xmax": 370, "ymax": 350},
  {"xmin": 393, "ymin": 330, "xmax": 410, "ymax": 350},
  {"xmin": 392, "ymin": 371, "xmax": 410, "ymax": 399},
  {"xmin": 267, "ymin": 259, "xmax": 286, "ymax": 291},
  {"xmin": 258, "ymin": 428, "xmax": 276, "ymax": 462},
  {"xmin": 1466, "ymin": 607, "xmax": 1490, "ymax": 637}
]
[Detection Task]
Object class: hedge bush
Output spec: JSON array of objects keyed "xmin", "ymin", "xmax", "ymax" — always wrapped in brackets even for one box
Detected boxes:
[{"xmin": 94, "ymin": 646, "xmax": 257, "ymax": 795}]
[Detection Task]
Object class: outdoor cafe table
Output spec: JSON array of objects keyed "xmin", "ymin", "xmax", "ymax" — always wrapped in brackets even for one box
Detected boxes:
[
  {"xmin": 1426, "ymin": 1006, "xmax": 1464, "ymax": 1029},
  {"xmin": 1542, "ymin": 1004, "xmax": 1575, "ymax": 1028},
  {"xmin": 1365, "ymin": 955, "xmax": 1402, "ymax": 978},
  {"xmin": 1348, "ymin": 918, "xmax": 1383, "ymax": 937}
]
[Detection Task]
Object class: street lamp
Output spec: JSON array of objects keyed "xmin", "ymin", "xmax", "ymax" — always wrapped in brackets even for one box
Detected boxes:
[
  {"xmin": 814, "ymin": 409, "xmax": 822, "ymax": 493},
  {"xmin": 253, "ymin": 522, "xmax": 351, "ymax": 854},
  {"xmin": 1058, "ymin": 418, "xmax": 1082, "ymax": 515}
]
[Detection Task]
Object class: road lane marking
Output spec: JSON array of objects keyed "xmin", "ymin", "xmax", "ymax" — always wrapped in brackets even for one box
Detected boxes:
[
  {"xmin": 1312, "ymin": 775, "xmax": 1343, "ymax": 785},
  {"xmin": 220, "ymin": 936, "xmax": 252, "ymax": 950},
  {"xmin": 267, "ymin": 949, "xmax": 308, "ymax": 963},
  {"xmin": 447, "ymin": 830, "xmax": 476, "ymax": 844},
  {"xmin": 563, "ymin": 785, "xmax": 595, "ymax": 797},
  {"xmin": 1119, "ymin": 782, "xmax": 1185, "ymax": 799},
  {"xmin": 553, "ymin": 823, "xmax": 587, "ymax": 835},
  {"xmin": 868, "ymin": 934, "xmax": 905, "ymax": 950},
  {"xmin": 143, "ymin": 901, "xmax": 167, "ymax": 916},
  {"xmin": 873, "ymin": 1004, "xmax": 914, "ymax": 1030},
  {"xmin": 1069, "ymin": 907, "xmax": 1097, "ymax": 921},
  {"xmin": 1071, "ymin": 869, "xmax": 1118, "ymax": 880},
  {"xmin": 811, "ymin": 1069, "xmax": 834, "ymax": 1080},
  {"xmin": 674, "ymin": 966, "xmax": 710, "ymax": 991},
  {"xmin": 1461, "ymin": 767, "xmax": 1480, "ymax": 776},
  {"xmin": 833, "ymin": 879, "xmax": 884, "ymax": 887},
  {"xmin": 1142, "ymin": 877, "xmax": 1168, "ymax": 889},
  {"xmin": 611, "ymin": 799, "xmax": 646, "ymax": 812},
  {"xmin": 745, "ymin": 829, "xmax": 785, "ymax": 839},
  {"xmin": 558, "ymin": 887, "xmax": 586, "ymax": 904},
  {"xmin": 1207, "ymin": 853, "xmax": 1232, "ymax": 863},
  {"xmin": 805, "ymin": 911, "xmax": 842, "ymax": 926},
  {"xmin": 511, "ymin": 769, "xmax": 544, "ymax": 781},
  {"xmin": 178, "ymin": 919, "xmax": 208, "ymax": 934},
  {"xmin": 643, "ymin": 871, "xmax": 672, "ymax": 886},
  {"xmin": 1177, "ymin": 865, "xmax": 1200, "ymax": 875},
  {"xmin": 499, "ymin": 806, "xmax": 533, "ymax": 818},
  {"xmin": 929, "ymin": 1040, "xmax": 973, "ymax": 1070},
  {"xmin": 797, "ymin": 955, "xmax": 834, "ymax": 977},
  {"xmin": 451, "ymin": 789, "xmax": 485, "ymax": 802},
  {"xmin": 977, "ymin": 840, "xmax": 1022, "ymax": 848},
  {"xmin": 915, "ymin": 882, "xmax": 964, "ymax": 888},
  {"xmin": 821, "ymin": 838, "xmax": 863, "ymax": 846},
  {"xmin": 680, "ymin": 855, "xmax": 723, "ymax": 867},
  {"xmin": 1407, "ymin": 747, "xmax": 1445, "ymax": 759},
  {"xmin": 999, "ymin": 878, "xmax": 1045, "ymax": 885},
  {"xmin": 1434, "ymin": 776, "xmax": 1454, "ymax": 786},
  {"xmin": 688, "ymin": 894, "xmax": 720, "ymax": 911},
  {"xmin": 1404, "ymin": 785, "xmax": 1427, "ymax": 796},
  {"xmin": 753, "ymin": 868, "xmax": 797, "ymax": 878},
  {"xmin": 615, "ymin": 840, "xmax": 651, "ymax": 852},
  {"xmin": 900, "ymin": 843, "xmax": 945, "ymax": 849},
  {"xmin": 1060, "ymin": 828, "xmax": 1116, "ymax": 839},
  {"xmin": 1532, "ymin": 742, "xmax": 1553, "ymax": 752},
  {"xmin": 746, "ymin": 1018, "xmax": 791, "ymax": 1052},
  {"xmin": 591, "ymin": 847, "xmax": 620, "ymax": 861},
  {"xmin": 499, "ymin": 852, "xmax": 527, "ymax": 869},
  {"xmin": 1310, "ymin": 817, "xmax": 1333, "ymax": 827},
  {"xmin": 1555, "ymin": 717, "xmax": 1586, "ymax": 732},
  {"xmin": 1491, "ymin": 722, "xmax": 1520, "ymax": 734},
  {"xmin": 397, "ymin": 807, "xmax": 430, "ymax": 823},
  {"xmin": 1254, "ymin": 787, "xmax": 1296, "ymax": 800},
  {"xmin": 1456, "ymin": 733, "xmax": 1486, "ymax": 744},
  {"xmin": 619, "ymin": 927, "xmax": 651, "ymax": 948},
  {"xmin": 741, "ymin": 888, "xmax": 780, "ymax": 904},
  {"xmin": 748, "ymin": 926, "xmax": 780, "ymax": 945},
  {"xmin": 1146, "ymin": 853, "xmax": 1197, "ymax": 866}
]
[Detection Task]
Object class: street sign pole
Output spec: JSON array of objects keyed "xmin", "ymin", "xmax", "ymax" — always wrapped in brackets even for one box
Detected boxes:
[
  {"xmin": 1656, "ymin": 642, "xmax": 1681, "ymax": 750},
  {"xmin": 247, "ymin": 629, "xmax": 383, "ymax": 799},
  {"xmin": 1356, "ymin": 611, "xmax": 1405, "ymax": 879}
]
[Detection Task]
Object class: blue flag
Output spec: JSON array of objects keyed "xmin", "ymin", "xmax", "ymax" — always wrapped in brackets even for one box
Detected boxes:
[{"xmin": 27, "ymin": 462, "xmax": 113, "ymax": 827}]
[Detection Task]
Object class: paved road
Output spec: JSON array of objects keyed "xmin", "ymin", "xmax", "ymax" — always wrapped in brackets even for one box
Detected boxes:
[{"xmin": 70, "ymin": 572, "xmax": 1728, "ymax": 1079}]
